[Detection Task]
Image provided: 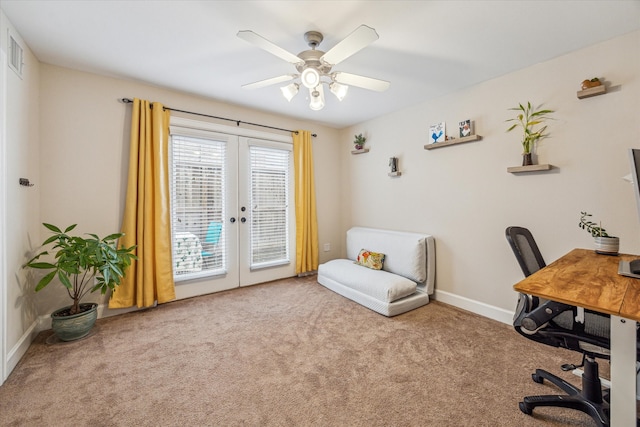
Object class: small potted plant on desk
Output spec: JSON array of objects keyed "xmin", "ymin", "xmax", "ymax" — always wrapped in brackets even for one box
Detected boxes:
[
  {"xmin": 578, "ymin": 212, "xmax": 619, "ymax": 255},
  {"xmin": 24, "ymin": 223, "xmax": 137, "ymax": 341}
]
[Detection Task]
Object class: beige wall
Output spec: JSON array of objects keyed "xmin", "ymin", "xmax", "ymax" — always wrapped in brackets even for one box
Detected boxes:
[
  {"xmin": 1, "ymin": 9, "xmax": 41, "ymax": 370},
  {"xmin": 341, "ymin": 30, "xmax": 640, "ymax": 316},
  {"xmin": 36, "ymin": 64, "xmax": 342, "ymax": 315}
]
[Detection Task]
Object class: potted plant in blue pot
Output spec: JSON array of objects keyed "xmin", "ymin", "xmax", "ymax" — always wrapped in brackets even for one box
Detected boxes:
[{"xmin": 24, "ymin": 223, "xmax": 137, "ymax": 341}]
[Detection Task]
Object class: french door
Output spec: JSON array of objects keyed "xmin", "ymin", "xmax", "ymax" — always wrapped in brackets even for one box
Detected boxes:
[{"xmin": 169, "ymin": 118, "xmax": 295, "ymax": 300}]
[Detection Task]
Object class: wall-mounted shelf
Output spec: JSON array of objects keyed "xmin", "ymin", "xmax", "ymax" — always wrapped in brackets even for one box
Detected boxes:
[
  {"xmin": 577, "ymin": 85, "xmax": 606, "ymax": 99},
  {"xmin": 424, "ymin": 134, "xmax": 482, "ymax": 150},
  {"xmin": 507, "ymin": 164, "xmax": 553, "ymax": 173},
  {"xmin": 388, "ymin": 171, "xmax": 401, "ymax": 177},
  {"xmin": 351, "ymin": 148, "xmax": 369, "ymax": 155}
]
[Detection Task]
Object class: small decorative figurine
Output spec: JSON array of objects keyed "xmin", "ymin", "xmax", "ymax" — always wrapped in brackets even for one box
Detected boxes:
[{"xmin": 389, "ymin": 157, "xmax": 398, "ymax": 173}]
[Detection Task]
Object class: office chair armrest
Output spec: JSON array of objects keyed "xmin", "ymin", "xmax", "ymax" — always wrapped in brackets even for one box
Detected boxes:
[{"xmin": 521, "ymin": 300, "xmax": 573, "ymax": 333}]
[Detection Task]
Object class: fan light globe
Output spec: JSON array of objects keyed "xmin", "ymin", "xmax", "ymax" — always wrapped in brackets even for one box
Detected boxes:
[
  {"xmin": 329, "ymin": 82, "xmax": 348, "ymax": 101},
  {"xmin": 280, "ymin": 83, "xmax": 299, "ymax": 102},
  {"xmin": 301, "ymin": 67, "xmax": 320, "ymax": 89},
  {"xmin": 309, "ymin": 86, "xmax": 325, "ymax": 111}
]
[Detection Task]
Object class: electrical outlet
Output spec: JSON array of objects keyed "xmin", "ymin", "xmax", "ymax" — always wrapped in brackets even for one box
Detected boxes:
[{"xmin": 323, "ymin": 243, "xmax": 331, "ymax": 252}]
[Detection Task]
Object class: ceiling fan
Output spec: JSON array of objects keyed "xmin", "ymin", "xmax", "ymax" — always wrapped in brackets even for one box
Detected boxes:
[{"xmin": 237, "ymin": 25, "xmax": 390, "ymax": 111}]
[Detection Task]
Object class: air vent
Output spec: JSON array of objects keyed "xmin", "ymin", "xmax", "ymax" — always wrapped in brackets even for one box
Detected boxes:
[{"xmin": 8, "ymin": 32, "xmax": 24, "ymax": 78}]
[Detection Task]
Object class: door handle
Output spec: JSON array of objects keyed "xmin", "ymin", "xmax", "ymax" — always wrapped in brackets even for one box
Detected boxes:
[
  {"xmin": 229, "ymin": 217, "xmax": 236, "ymax": 223},
  {"xmin": 240, "ymin": 217, "xmax": 247, "ymax": 223}
]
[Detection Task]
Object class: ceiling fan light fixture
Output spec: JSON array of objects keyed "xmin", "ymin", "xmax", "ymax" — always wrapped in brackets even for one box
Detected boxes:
[
  {"xmin": 301, "ymin": 67, "xmax": 321, "ymax": 89},
  {"xmin": 238, "ymin": 26, "xmax": 388, "ymax": 111},
  {"xmin": 329, "ymin": 81, "xmax": 348, "ymax": 101},
  {"xmin": 309, "ymin": 86, "xmax": 325, "ymax": 111},
  {"xmin": 280, "ymin": 82, "xmax": 299, "ymax": 102}
]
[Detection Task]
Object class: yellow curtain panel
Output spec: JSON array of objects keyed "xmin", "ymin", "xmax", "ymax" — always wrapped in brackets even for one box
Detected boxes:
[
  {"xmin": 109, "ymin": 98, "xmax": 176, "ymax": 308},
  {"xmin": 292, "ymin": 130, "xmax": 319, "ymax": 274}
]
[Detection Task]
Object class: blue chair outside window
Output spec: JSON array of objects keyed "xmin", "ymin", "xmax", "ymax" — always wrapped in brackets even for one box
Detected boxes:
[{"xmin": 202, "ymin": 221, "xmax": 222, "ymax": 258}]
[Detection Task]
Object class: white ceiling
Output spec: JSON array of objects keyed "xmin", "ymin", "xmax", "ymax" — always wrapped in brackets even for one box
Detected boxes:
[{"xmin": 2, "ymin": 1, "xmax": 640, "ymax": 129}]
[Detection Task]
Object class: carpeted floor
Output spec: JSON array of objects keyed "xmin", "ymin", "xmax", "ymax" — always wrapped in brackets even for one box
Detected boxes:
[{"xmin": 1, "ymin": 276, "xmax": 603, "ymax": 426}]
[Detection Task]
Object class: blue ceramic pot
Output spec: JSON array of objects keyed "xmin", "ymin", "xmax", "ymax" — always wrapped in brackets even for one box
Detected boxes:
[{"xmin": 51, "ymin": 303, "xmax": 98, "ymax": 341}]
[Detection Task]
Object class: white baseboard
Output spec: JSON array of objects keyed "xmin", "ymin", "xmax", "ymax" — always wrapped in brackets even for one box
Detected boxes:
[
  {"xmin": 6, "ymin": 319, "xmax": 39, "ymax": 377},
  {"xmin": 433, "ymin": 289, "xmax": 514, "ymax": 325}
]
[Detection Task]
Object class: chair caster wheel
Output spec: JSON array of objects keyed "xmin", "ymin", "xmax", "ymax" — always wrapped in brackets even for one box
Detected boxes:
[
  {"xmin": 532, "ymin": 373, "xmax": 544, "ymax": 384},
  {"xmin": 519, "ymin": 402, "xmax": 533, "ymax": 415}
]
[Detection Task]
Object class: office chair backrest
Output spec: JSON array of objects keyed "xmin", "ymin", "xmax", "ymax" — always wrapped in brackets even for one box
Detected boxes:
[{"xmin": 505, "ymin": 226, "xmax": 546, "ymax": 277}]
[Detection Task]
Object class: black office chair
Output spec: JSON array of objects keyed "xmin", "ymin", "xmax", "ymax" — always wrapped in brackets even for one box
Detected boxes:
[{"xmin": 505, "ymin": 226, "xmax": 616, "ymax": 427}]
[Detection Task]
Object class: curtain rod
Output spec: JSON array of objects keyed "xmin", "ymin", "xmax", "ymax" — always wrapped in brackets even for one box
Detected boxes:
[{"xmin": 120, "ymin": 98, "xmax": 317, "ymax": 137}]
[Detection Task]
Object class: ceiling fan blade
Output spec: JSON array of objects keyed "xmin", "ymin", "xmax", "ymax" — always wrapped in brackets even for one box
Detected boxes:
[
  {"xmin": 241, "ymin": 74, "xmax": 297, "ymax": 90},
  {"xmin": 333, "ymin": 72, "xmax": 390, "ymax": 92},
  {"xmin": 237, "ymin": 30, "xmax": 303, "ymax": 65},
  {"xmin": 320, "ymin": 25, "xmax": 379, "ymax": 66}
]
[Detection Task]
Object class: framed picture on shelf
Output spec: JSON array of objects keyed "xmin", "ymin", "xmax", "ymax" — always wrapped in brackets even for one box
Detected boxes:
[
  {"xmin": 459, "ymin": 119, "xmax": 472, "ymax": 137},
  {"xmin": 429, "ymin": 122, "xmax": 445, "ymax": 144}
]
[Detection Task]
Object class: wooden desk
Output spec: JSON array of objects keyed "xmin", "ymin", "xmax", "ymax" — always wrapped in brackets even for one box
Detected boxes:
[{"xmin": 513, "ymin": 248, "xmax": 638, "ymax": 427}]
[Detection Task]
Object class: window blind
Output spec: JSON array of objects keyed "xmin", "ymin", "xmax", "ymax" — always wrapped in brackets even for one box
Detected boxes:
[
  {"xmin": 170, "ymin": 135, "xmax": 226, "ymax": 277},
  {"xmin": 249, "ymin": 145, "xmax": 290, "ymax": 269}
]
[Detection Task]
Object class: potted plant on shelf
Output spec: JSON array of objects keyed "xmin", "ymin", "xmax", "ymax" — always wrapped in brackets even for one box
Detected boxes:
[
  {"xmin": 578, "ymin": 211, "xmax": 619, "ymax": 255},
  {"xmin": 353, "ymin": 133, "xmax": 366, "ymax": 150},
  {"xmin": 506, "ymin": 101, "xmax": 554, "ymax": 166},
  {"xmin": 23, "ymin": 223, "xmax": 137, "ymax": 341}
]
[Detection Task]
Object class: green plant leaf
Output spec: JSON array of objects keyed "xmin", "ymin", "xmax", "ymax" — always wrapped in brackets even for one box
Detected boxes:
[
  {"xmin": 35, "ymin": 271, "xmax": 56, "ymax": 291},
  {"xmin": 110, "ymin": 263, "xmax": 124, "ymax": 278},
  {"xmin": 531, "ymin": 109, "xmax": 554, "ymax": 117},
  {"xmin": 43, "ymin": 223, "xmax": 61, "ymax": 233},
  {"xmin": 104, "ymin": 233, "xmax": 124, "ymax": 241},
  {"xmin": 64, "ymin": 224, "xmax": 77, "ymax": 233},
  {"xmin": 57, "ymin": 271, "xmax": 73, "ymax": 289},
  {"xmin": 25, "ymin": 262, "xmax": 56, "ymax": 269},
  {"xmin": 42, "ymin": 235, "xmax": 60, "ymax": 245}
]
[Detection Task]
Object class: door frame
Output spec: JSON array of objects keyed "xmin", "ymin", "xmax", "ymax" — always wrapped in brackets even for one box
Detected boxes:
[
  {"xmin": 0, "ymin": 46, "xmax": 8, "ymax": 384},
  {"xmin": 168, "ymin": 117, "xmax": 294, "ymax": 301}
]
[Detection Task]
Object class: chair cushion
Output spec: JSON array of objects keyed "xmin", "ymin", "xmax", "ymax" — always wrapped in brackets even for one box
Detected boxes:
[
  {"xmin": 346, "ymin": 227, "xmax": 427, "ymax": 283},
  {"xmin": 318, "ymin": 259, "xmax": 417, "ymax": 303}
]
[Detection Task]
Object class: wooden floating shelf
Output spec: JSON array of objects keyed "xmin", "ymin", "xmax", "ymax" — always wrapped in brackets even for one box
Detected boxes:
[
  {"xmin": 577, "ymin": 85, "xmax": 606, "ymax": 99},
  {"xmin": 351, "ymin": 148, "xmax": 369, "ymax": 155},
  {"xmin": 507, "ymin": 164, "xmax": 553, "ymax": 174},
  {"xmin": 424, "ymin": 134, "xmax": 482, "ymax": 150},
  {"xmin": 388, "ymin": 171, "xmax": 401, "ymax": 177}
]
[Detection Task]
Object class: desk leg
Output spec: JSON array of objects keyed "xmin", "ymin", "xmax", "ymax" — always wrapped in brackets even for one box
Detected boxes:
[{"xmin": 610, "ymin": 315, "xmax": 636, "ymax": 427}]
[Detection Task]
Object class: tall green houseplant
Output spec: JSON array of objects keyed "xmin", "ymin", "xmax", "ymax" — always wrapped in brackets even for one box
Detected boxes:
[{"xmin": 24, "ymin": 223, "xmax": 137, "ymax": 316}]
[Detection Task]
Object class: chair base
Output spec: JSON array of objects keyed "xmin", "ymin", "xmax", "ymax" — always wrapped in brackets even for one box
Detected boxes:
[{"xmin": 519, "ymin": 362, "xmax": 609, "ymax": 427}]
